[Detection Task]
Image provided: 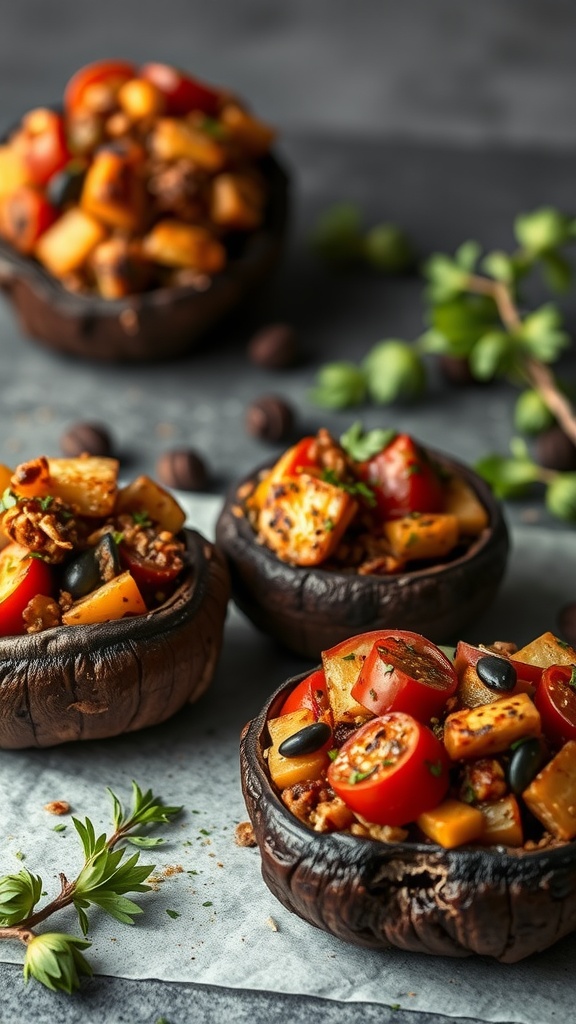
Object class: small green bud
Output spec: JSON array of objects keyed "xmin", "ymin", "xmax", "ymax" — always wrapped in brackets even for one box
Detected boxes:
[
  {"xmin": 469, "ymin": 331, "xmax": 509, "ymax": 381},
  {"xmin": 311, "ymin": 204, "xmax": 364, "ymax": 264},
  {"xmin": 514, "ymin": 207, "xmax": 572, "ymax": 254},
  {"xmin": 514, "ymin": 390, "xmax": 556, "ymax": 435},
  {"xmin": 0, "ymin": 870, "xmax": 42, "ymax": 927},
  {"xmin": 23, "ymin": 932, "xmax": 93, "ymax": 994},
  {"xmin": 308, "ymin": 362, "xmax": 367, "ymax": 409},
  {"xmin": 362, "ymin": 340, "xmax": 425, "ymax": 405},
  {"xmin": 545, "ymin": 473, "xmax": 576, "ymax": 522},
  {"xmin": 363, "ymin": 223, "xmax": 415, "ymax": 273}
]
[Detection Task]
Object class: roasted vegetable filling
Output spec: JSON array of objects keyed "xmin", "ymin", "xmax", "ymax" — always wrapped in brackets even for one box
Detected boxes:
[
  {"xmin": 241, "ymin": 426, "xmax": 489, "ymax": 576},
  {"xmin": 0, "ymin": 59, "xmax": 275, "ymax": 296},
  {"xmin": 264, "ymin": 628, "xmax": 576, "ymax": 850},
  {"xmin": 0, "ymin": 454, "xmax": 188, "ymax": 634}
]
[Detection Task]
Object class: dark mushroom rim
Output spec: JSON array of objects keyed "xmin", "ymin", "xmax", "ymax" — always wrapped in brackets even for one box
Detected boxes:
[
  {"xmin": 245, "ymin": 668, "xmax": 576, "ymax": 868},
  {"xmin": 222, "ymin": 448, "xmax": 506, "ymax": 585},
  {"xmin": 0, "ymin": 124, "xmax": 289, "ymax": 315},
  {"xmin": 0, "ymin": 527, "xmax": 210, "ymax": 658}
]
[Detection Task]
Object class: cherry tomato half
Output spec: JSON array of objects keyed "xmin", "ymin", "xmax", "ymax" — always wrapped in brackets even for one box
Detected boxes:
[
  {"xmin": 454, "ymin": 640, "xmax": 542, "ymax": 689},
  {"xmin": 280, "ymin": 669, "xmax": 330, "ymax": 721},
  {"xmin": 534, "ymin": 664, "xmax": 576, "ymax": 749},
  {"xmin": 0, "ymin": 186, "xmax": 57, "ymax": 254},
  {"xmin": 64, "ymin": 60, "xmax": 136, "ymax": 116},
  {"xmin": 140, "ymin": 63, "xmax": 220, "ymax": 117},
  {"xmin": 15, "ymin": 109, "xmax": 70, "ymax": 186},
  {"xmin": 328, "ymin": 712, "xmax": 450, "ymax": 826},
  {"xmin": 360, "ymin": 433, "xmax": 444, "ymax": 521},
  {"xmin": 119, "ymin": 541, "xmax": 184, "ymax": 600},
  {"xmin": 351, "ymin": 630, "xmax": 458, "ymax": 722},
  {"xmin": 0, "ymin": 543, "xmax": 54, "ymax": 636}
]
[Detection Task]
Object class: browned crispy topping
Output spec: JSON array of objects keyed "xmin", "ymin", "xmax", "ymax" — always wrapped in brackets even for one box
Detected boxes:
[
  {"xmin": 22, "ymin": 594, "xmax": 62, "ymax": 633},
  {"xmin": 4, "ymin": 496, "xmax": 78, "ymax": 563}
]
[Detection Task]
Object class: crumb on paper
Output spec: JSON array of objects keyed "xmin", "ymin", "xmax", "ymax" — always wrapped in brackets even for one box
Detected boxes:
[
  {"xmin": 235, "ymin": 821, "xmax": 256, "ymax": 847},
  {"xmin": 163, "ymin": 864, "xmax": 184, "ymax": 877},
  {"xmin": 44, "ymin": 800, "xmax": 70, "ymax": 816},
  {"xmin": 147, "ymin": 875, "xmax": 164, "ymax": 889},
  {"xmin": 266, "ymin": 916, "xmax": 279, "ymax": 932}
]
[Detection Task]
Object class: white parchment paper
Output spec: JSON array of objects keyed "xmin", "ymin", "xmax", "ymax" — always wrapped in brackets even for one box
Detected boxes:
[{"xmin": 1, "ymin": 497, "xmax": 575, "ymax": 1023}]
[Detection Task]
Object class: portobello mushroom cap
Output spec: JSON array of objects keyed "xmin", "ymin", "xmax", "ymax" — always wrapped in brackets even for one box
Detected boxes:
[
  {"xmin": 241, "ymin": 672, "xmax": 576, "ymax": 962},
  {"xmin": 0, "ymin": 151, "xmax": 288, "ymax": 362},
  {"xmin": 216, "ymin": 451, "xmax": 509, "ymax": 658},
  {"xmin": 0, "ymin": 529, "xmax": 229, "ymax": 748}
]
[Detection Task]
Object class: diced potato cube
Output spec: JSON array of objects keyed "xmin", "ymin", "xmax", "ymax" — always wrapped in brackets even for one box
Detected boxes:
[
  {"xmin": 444, "ymin": 693, "xmax": 541, "ymax": 761},
  {"xmin": 267, "ymin": 709, "xmax": 329, "ymax": 790},
  {"xmin": 477, "ymin": 795, "xmax": 523, "ymax": 847},
  {"xmin": 151, "ymin": 118, "xmax": 227, "ymax": 170},
  {"xmin": 142, "ymin": 220, "xmax": 226, "ymax": 273},
  {"xmin": 417, "ymin": 799, "xmax": 485, "ymax": 848},
  {"xmin": 522, "ymin": 740, "xmax": 576, "ymax": 840},
  {"xmin": 0, "ymin": 145, "xmax": 29, "ymax": 200},
  {"xmin": 62, "ymin": 571, "xmax": 147, "ymax": 626},
  {"xmin": 115, "ymin": 476, "xmax": 186, "ymax": 534},
  {"xmin": 258, "ymin": 473, "xmax": 357, "ymax": 567},
  {"xmin": 442, "ymin": 473, "xmax": 489, "ymax": 535},
  {"xmin": 322, "ymin": 633, "xmax": 381, "ymax": 725},
  {"xmin": 35, "ymin": 208, "xmax": 106, "ymax": 277},
  {"xmin": 219, "ymin": 104, "xmax": 276, "ymax": 156},
  {"xmin": 512, "ymin": 631, "xmax": 576, "ymax": 670},
  {"xmin": 81, "ymin": 149, "xmax": 145, "ymax": 232},
  {"xmin": 211, "ymin": 173, "xmax": 264, "ymax": 230},
  {"xmin": 47, "ymin": 457, "xmax": 119, "ymax": 517},
  {"xmin": 384, "ymin": 513, "xmax": 459, "ymax": 561}
]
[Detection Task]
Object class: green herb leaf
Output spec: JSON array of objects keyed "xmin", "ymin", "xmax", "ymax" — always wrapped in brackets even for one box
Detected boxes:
[
  {"xmin": 545, "ymin": 473, "xmax": 576, "ymax": 522},
  {"xmin": 0, "ymin": 488, "xmax": 18, "ymax": 512},
  {"xmin": 0, "ymin": 870, "xmax": 43, "ymax": 927},
  {"xmin": 327, "ymin": 748, "xmax": 339, "ymax": 761},
  {"xmin": 425, "ymin": 759, "xmax": 444, "ymax": 778},
  {"xmin": 475, "ymin": 452, "xmax": 541, "ymax": 499},
  {"xmin": 165, "ymin": 909, "xmax": 180, "ymax": 919},
  {"xmin": 311, "ymin": 203, "xmax": 364, "ymax": 264},
  {"xmin": 363, "ymin": 223, "xmax": 415, "ymax": 274},
  {"xmin": 348, "ymin": 767, "xmax": 378, "ymax": 784},
  {"xmin": 321, "ymin": 468, "xmax": 377, "ymax": 507},
  {"xmin": 124, "ymin": 836, "xmax": 165, "ymax": 848},
  {"xmin": 469, "ymin": 331, "xmax": 510, "ymax": 381},
  {"xmin": 23, "ymin": 933, "xmax": 92, "ymax": 994},
  {"xmin": 308, "ymin": 361, "xmax": 367, "ymax": 409},
  {"xmin": 340, "ymin": 421, "xmax": 397, "ymax": 462},
  {"xmin": 362, "ymin": 340, "xmax": 426, "ymax": 404},
  {"xmin": 132, "ymin": 511, "xmax": 152, "ymax": 527},
  {"xmin": 514, "ymin": 206, "xmax": 573, "ymax": 254},
  {"xmin": 513, "ymin": 390, "xmax": 556, "ymax": 435}
]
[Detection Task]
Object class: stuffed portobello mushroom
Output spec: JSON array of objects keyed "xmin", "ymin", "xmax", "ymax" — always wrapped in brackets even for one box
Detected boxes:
[
  {"xmin": 241, "ymin": 627, "xmax": 576, "ymax": 961},
  {"xmin": 0, "ymin": 59, "xmax": 288, "ymax": 360},
  {"xmin": 0, "ymin": 454, "xmax": 229, "ymax": 747},
  {"xmin": 216, "ymin": 425, "xmax": 509, "ymax": 657}
]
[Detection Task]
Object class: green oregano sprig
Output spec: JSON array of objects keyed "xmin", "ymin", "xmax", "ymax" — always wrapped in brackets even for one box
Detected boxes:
[
  {"xmin": 0, "ymin": 781, "xmax": 182, "ymax": 994},
  {"xmin": 309, "ymin": 204, "xmax": 576, "ymax": 521}
]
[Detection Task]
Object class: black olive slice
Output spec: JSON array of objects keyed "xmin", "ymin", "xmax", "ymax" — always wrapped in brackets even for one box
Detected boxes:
[
  {"xmin": 62, "ymin": 533, "xmax": 121, "ymax": 599},
  {"xmin": 278, "ymin": 721, "xmax": 331, "ymax": 758},
  {"xmin": 508, "ymin": 737, "xmax": 546, "ymax": 794},
  {"xmin": 476, "ymin": 655, "xmax": 517, "ymax": 693}
]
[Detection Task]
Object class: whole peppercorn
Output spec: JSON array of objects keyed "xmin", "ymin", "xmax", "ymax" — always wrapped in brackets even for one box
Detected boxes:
[
  {"xmin": 156, "ymin": 449, "xmax": 209, "ymax": 492},
  {"xmin": 60, "ymin": 422, "xmax": 113, "ymax": 457},
  {"xmin": 247, "ymin": 323, "xmax": 299, "ymax": 370},
  {"xmin": 535, "ymin": 426, "xmax": 576, "ymax": 472},
  {"xmin": 558, "ymin": 601, "xmax": 576, "ymax": 647},
  {"xmin": 245, "ymin": 395, "xmax": 295, "ymax": 443}
]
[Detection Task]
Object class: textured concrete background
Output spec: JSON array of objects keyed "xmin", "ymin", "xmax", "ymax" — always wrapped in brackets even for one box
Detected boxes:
[{"xmin": 0, "ymin": 4, "xmax": 575, "ymax": 1022}]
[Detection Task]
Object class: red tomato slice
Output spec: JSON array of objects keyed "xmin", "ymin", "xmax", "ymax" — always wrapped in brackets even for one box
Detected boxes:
[
  {"xmin": 328, "ymin": 712, "xmax": 450, "ymax": 826},
  {"xmin": 0, "ymin": 543, "xmax": 54, "ymax": 636},
  {"xmin": 64, "ymin": 60, "xmax": 136, "ymax": 116},
  {"xmin": 534, "ymin": 664, "xmax": 576, "ymax": 749},
  {"xmin": 351, "ymin": 630, "xmax": 458, "ymax": 722},
  {"xmin": 454, "ymin": 640, "xmax": 542, "ymax": 689},
  {"xmin": 0, "ymin": 186, "xmax": 57, "ymax": 254},
  {"xmin": 140, "ymin": 63, "xmax": 220, "ymax": 117},
  {"xmin": 360, "ymin": 433, "xmax": 444, "ymax": 521},
  {"xmin": 119, "ymin": 545, "xmax": 182, "ymax": 593},
  {"xmin": 16, "ymin": 109, "xmax": 70, "ymax": 186},
  {"xmin": 280, "ymin": 669, "xmax": 330, "ymax": 721}
]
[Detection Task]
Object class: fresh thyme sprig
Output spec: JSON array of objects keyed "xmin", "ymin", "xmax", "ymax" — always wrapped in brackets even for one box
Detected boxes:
[
  {"xmin": 0, "ymin": 781, "xmax": 182, "ymax": 993},
  {"xmin": 309, "ymin": 205, "xmax": 576, "ymax": 520}
]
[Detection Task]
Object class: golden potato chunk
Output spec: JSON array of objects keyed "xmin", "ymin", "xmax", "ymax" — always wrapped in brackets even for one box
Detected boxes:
[
  {"xmin": 522, "ymin": 741, "xmax": 576, "ymax": 840},
  {"xmin": 257, "ymin": 474, "xmax": 357, "ymax": 566},
  {"xmin": 444, "ymin": 693, "xmax": 541, "ymax": 760},
  {"xmin": 47, "ymin": 457, "xmax": 119, "ymax": 517}
]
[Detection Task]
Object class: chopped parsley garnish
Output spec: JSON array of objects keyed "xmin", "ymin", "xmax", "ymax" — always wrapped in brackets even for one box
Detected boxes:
[
  {"xmin": 132, "ymin": 510, "xmax": 152, "ymax": 527},
  {"xmin": 339, "ymin": 422, "xmax": 397, "ymax": 462},
  {"xmin": 569, "ymin": 666, "xmax": 576, "ymax": 691},
  {"xmin": 166, "ymin": 909, "xmax": 180, "ymax": 919},
  {"xmin": 327, "ymin": 748, "xmax": 339, "ymax": 761},
  {"xmin": 348, "ymin": 768, "xmax": 377, "ymax": 784},
  {"xmin": 425, "ymin": 759, "xmax": 444, "ymax": 777},
  {"xmin": 38, "ymin": 495, "xmax": 54, "ymax": 512},
  {"xmin": 321, "ymin": 468, "xmax": 377, "ymax": 507},
  {"xmin": 342, "ymin": 652, "xmax": 356, "ymax": 661},
  {"xmin": 0, "ymin": 487, "xmax": 18, "ymax": 512}
]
